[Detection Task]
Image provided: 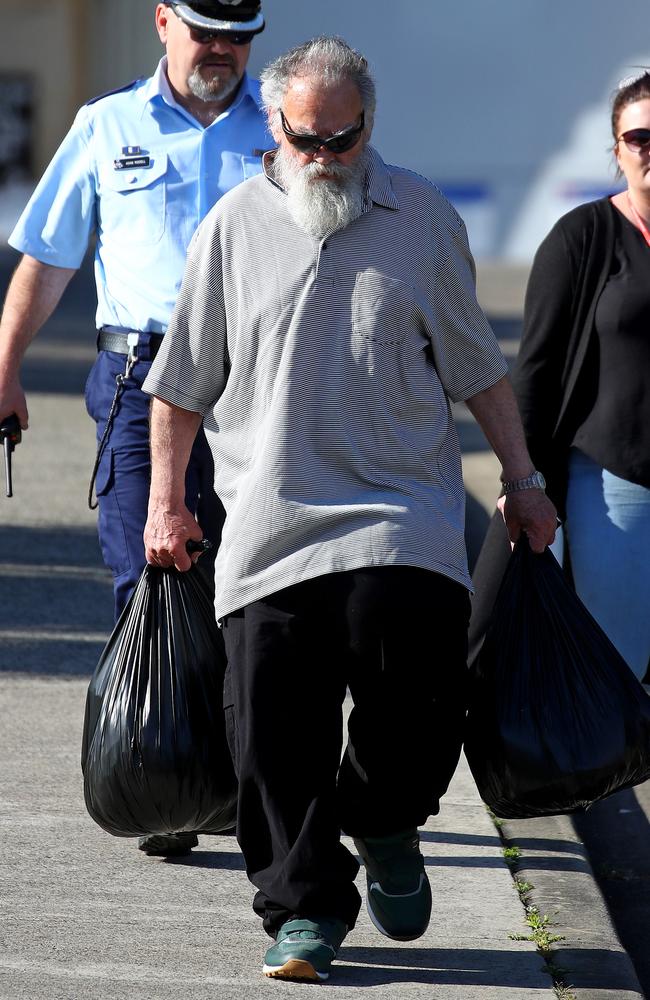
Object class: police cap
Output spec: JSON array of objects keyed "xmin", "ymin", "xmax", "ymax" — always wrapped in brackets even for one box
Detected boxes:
[{"xmin": 166, "ymin": 0, "xmax": 264, "ymax": 35}]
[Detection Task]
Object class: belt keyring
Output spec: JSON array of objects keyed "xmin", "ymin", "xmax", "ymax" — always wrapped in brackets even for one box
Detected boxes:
[{"xmin": 87, "ymin": 339, "xmax": 140, "ymax": 510}]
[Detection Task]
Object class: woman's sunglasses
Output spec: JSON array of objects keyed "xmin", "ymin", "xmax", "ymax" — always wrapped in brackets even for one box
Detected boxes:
[
  {"xmin": 280, "ymin": 110, "xmax": 365, "ymax": 155},
  {"xmin": 617, "ymin": 128, "xmax": 650, "ymax": 152}
]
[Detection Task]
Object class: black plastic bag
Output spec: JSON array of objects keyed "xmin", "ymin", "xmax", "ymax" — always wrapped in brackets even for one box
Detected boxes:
[
  {"xmin": 464, "ymin": 537, "xmax": 650, "ymax": 818},
  {"xmin": 81, "ymin": 563, "xmax": 237, "ymax": 837}
]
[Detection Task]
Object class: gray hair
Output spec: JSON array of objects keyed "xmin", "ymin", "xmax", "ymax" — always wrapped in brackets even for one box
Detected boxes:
[{"xmin": 260, "ymin": 36, "xmax": 376, "ymax": 136}]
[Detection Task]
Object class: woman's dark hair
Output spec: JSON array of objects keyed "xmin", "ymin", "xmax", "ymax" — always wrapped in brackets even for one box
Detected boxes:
[{"xmin": 611, "ymin": 70, "xmax": 650, "ymax": 140}]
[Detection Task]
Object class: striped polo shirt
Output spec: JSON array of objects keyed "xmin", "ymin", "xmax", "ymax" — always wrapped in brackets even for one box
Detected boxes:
[{"xmin": 144, "ymin": 146, "xmax": 508, "ymax": 620}]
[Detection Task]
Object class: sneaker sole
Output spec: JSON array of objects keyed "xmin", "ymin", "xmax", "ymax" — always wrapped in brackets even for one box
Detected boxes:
[
  {"xmin": 367, "ymin": 875, "xmax": 431, "ymax": 942},
  {"xmin": 366, "ymin": 901, "xmax": 427, "ymax": 942},
  {"xmin": 263, "ymin": 959, "xmax": 327, "ymax": 981}
]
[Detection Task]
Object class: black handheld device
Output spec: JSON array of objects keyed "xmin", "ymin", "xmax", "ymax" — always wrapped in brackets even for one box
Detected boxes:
[{"xmin": 0, "ymin": 414, "xmax": 22, "ymax": 498}]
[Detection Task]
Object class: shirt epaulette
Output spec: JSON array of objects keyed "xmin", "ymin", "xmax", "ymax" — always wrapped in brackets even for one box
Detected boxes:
[{"xmin": 85, "ymin": 80, "xmax": 143, "ymax": 106}]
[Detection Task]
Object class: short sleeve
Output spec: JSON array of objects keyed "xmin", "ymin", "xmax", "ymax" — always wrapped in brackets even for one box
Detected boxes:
[
  {"xmin": 9, "ymin": 106, "xmax": 96, "ymax": 269},
  {"xmin": 423, "ymin": 207, "xmax": 508, "ymax": 402}
]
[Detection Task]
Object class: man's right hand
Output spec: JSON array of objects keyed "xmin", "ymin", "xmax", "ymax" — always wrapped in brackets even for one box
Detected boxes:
[
  {"xmin": 0, "ymin": 379, "xmax": 28, "ymax": 429},
  {"xmin": 144, "ymin": 504, "xmax": 203, "ymax": 572},
  {"xmin": 145, "ymin": 396, "xmax": 205, "ymax": 570}
]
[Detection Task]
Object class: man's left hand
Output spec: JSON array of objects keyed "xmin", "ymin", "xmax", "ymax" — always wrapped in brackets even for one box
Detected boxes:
[{"xmin": 498, "ymin": 490, "xmax": 557, "ymax": 553}]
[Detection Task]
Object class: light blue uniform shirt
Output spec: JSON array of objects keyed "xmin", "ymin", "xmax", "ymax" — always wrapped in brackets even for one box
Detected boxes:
[{"xmin": 9, "ymin": 58, "xmax": 272, "ymax": 333}]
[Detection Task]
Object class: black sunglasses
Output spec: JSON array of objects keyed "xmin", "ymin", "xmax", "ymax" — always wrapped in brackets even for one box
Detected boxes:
[
  {"xmin": 279, "ymin": 110, "xmax": 365, "ymax": 154},
  {"xmin": 189, "ymin": 27, "xmax": 254, "ymax": 45},
  {"xmin": 617, "ymin": 128, "xmax": 650, "ymax": 152},
  {"xmin": 168, "ymin": 7, "xmax": 254, "ymax": 45}
]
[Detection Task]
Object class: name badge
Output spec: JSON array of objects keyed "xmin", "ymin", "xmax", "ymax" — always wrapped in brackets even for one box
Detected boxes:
[
  {"xmin": 113, "ymin": 146, "xmax": 150, "ymax": 170},
  {"xmin": 114, "ymin": 155, "xmax": 151, "ymax": 170}
]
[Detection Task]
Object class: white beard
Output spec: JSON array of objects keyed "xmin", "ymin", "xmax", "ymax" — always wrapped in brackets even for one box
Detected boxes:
[
  {"xmin": 187, "ymin": 66, "xmax": 240, "ymax": 104},
  {"xmin": 274, "ymin": 145, "xmax": 368, "ymax": 238}
]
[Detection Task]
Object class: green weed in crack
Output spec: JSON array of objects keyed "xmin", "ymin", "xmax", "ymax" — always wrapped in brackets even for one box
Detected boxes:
[{"xmin": 486, "ymin": 807, "xmax": 577, "ymax": 1000}]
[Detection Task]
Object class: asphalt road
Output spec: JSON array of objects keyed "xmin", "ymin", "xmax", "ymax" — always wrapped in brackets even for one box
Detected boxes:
[{"xmin": 1, "ymin": 246, "xmax": 649, "ymax": 994}]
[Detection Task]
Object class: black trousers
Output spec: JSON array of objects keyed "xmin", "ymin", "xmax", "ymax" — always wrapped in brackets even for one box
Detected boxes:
[{"xmin": 222, "ymin": 566, "xmax": 470, "ymax": 937}]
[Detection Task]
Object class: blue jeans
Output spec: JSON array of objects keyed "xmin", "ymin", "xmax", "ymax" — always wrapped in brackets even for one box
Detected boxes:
[{"xmin": 564, "ymin": 449, "xmax": 650, "ymax": 681}]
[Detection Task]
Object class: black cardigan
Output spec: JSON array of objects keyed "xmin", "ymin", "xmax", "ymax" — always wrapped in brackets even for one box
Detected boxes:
[
  {"xmin": 512, "ymin": 196, "xmax": 617, "ymax": 517},
  {"xmin": 468, "ymin": 197, "xmax": 617, "ymax": 667}
]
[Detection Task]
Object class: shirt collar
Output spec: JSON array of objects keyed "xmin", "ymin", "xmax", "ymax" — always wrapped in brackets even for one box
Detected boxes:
[
  {"xmin": 364, "ymin": 146, "xmax": 400, "ymax": 211},
  {"xmin": 262, "ymin": 144, "xmax": 400, "ymax": 212},
  {"xmin": 262, "ymin": 149, "xmax": 283, "ymax": 191},
  {"xmin": 140, "ymin": 57, "xmax": 176, "ymax": 108},
  {"xmin": 142, "ymin": 56, "xmax": 258, "ymax": 121}
]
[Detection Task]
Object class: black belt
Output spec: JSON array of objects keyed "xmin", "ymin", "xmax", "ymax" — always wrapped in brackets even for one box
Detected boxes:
[{"xmin": 98, "ymin": 326, "xmax": 165, "ymax": 361}]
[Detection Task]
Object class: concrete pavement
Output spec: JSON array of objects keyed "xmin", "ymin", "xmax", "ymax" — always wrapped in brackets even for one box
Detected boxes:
[
  {"xmin": 0, "ymin": 257, "xmax": 646, "ymax": 998},
  {"xmin": 2, "ymin": 668, "xmax": 556, "ymax": 1000}
]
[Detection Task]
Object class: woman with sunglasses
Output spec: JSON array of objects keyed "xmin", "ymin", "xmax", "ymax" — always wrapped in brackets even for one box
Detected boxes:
[{"xmin": 470, "ymin": 71, "xmax": 650, "ymax": 682}]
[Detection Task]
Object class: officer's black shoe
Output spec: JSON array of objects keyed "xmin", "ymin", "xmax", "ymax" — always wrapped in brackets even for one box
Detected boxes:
[{"xmin": 137, "ymin": 833, "xmax": 199, "ymax": 856}]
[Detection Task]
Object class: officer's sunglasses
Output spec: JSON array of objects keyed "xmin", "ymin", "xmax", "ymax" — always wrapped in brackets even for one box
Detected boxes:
[
  {"xmin": 280, "ymin": 110, "xmax": 365, "ymax": 155},
  {"xmin": 190, "ymin": 26, "xmax": 255, "ymax": 45},
  {"xmin": 617, "ymin": 128, "xmax": 650, "ymax": 152},
  {"xmin": 168, "ymin": 6, "xmax": 254, "ymax": 45}
]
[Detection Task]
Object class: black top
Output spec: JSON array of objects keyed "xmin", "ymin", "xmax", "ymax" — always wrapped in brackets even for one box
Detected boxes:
[
  {"xmin": 513, "ymin": 196, "xmax": 649, "ymax": 516},
  {"xmin": 572, "ymin": 207, "xmax": 650, "ymax": 483},
  {"xmin": 467, "ymin": 199, "xmax": 649, "ymax": 667}
]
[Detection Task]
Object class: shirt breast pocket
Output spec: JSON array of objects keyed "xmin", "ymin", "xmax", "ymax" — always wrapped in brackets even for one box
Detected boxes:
[
  {"xmin": 351, "ymin": 268, "xmax": 415, "ymax": 349},
  {"xmin": 97, "ymin": 153, "xmax": 168, "ymax": 247}
]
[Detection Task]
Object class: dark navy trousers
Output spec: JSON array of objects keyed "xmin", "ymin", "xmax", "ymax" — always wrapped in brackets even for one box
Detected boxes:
[{"xmin": 85, "ymin": 343, "xmax": 223, "ymax": 620}]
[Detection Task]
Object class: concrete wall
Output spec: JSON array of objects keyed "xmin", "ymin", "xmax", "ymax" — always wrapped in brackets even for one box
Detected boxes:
[
  {"xmin": 0, "ymin": 0, "xmax": 88, "ymax": 179},
  {"xmin": 2, "ymin": 0, "xmax": 650, "ymax": 259}
]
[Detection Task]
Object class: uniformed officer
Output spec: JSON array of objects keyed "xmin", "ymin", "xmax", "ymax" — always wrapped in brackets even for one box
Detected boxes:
[{"xmin": 0, "ymin": 1, "xmax": 272, "ymax": 856}]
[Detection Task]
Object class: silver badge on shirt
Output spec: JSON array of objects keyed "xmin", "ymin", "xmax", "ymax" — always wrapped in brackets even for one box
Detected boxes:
[{"xmin": 113, "ymin": 146, "xmax": 151, "ymax": 170}]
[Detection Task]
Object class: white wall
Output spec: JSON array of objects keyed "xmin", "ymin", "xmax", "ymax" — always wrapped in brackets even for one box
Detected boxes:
[
  {"xmin": 4, "ymin": 0, "xmax": 650, "ymax": 259},
  {"xmin": 245, "ymin": 0, "xmax": 650, "ymax": 259}
]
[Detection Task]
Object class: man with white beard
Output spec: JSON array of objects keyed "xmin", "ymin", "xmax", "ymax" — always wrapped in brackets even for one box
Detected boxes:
[
  {"xmin": 142, "ymin": 36, "xmax": 557, "ymax": 983},
  {"xmin": 272, "ymin": 126, "xmax": 367, "ymax": 237}
]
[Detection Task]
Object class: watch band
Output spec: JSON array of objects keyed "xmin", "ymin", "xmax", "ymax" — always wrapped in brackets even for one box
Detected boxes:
[{"xmin": 500, "ymin": 470, "xmax": 546, "ymax": 494}]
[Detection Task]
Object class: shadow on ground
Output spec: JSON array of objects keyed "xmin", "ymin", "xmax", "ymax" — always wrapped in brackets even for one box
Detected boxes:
[
  {"xmin": 335, "ymin": 945, "xmax": 628, "ymax": 988},
  {"xmin": 420, "ymin": 829, "xmax": 501, "ymax": 847},
  {"xmin": 164, "ymin": 849, "xmax": 247, "ymax": 871},
  {"xmin": 574, "ymin": 786, "xmax": 650, "ymax": 993},
  {"xmin": 0, "ymin": 524, "xmax": 113, "ymax": 675}
]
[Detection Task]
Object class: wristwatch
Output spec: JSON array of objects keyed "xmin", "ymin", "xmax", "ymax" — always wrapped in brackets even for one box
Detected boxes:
[{"xmin": 500, "ymin": 470, "xmax": 546, "ymax": 495}]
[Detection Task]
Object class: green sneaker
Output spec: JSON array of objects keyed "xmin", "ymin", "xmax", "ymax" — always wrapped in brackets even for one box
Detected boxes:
[
  {"xmin": 354, "ymin": 828, "xmax": 431, "ymax": 941},
  {"xmin": 263, "ymin": 917, "xmax": 347, "ymax": 982},
  {"xmin": 137, "ymin": 832, "xmax": 198, "ymax": 857}
]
